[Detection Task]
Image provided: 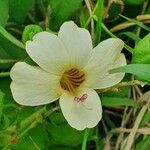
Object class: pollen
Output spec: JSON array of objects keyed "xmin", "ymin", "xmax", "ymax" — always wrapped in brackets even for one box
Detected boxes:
[{"xmin": 60, "ymin": 68, "xmax": 85, "ymax": 94}]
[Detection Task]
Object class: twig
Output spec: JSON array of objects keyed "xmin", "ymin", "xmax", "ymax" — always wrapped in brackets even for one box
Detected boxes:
[
  {"xmin": 134, "ymin": 85, "xmax": 143, "ymax": 97},
  {"xmin": 104, "ymin": 134, "xmax": 112, "ymax": 150},
  {"xmin": 84, "ymin": 2, "xmax": 98, "ymax": 28},
  {"xmin": 115, "ymin": 107, "xmax": 132, "ymax": 150},
  {"xmin": 136, "ymin": 0, "xmax": 149, "ymax": 36},
  {"xmin": 84, "ymin": 0, "xmax": 95, "ymax": 44},
  {"xmin": 45, "ymin": 5, "xmax": 51, "ymax": 31},
  {"xmin": 82, "ymin": 128, "xmax": 90, "ymax": 150}
]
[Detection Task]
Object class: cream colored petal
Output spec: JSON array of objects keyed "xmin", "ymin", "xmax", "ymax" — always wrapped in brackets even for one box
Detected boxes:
[
  {"xmin": 26, "ymin": 31, "xmax": 70, "ymax": 75},
  {"xmin": 59, "ymin": 88, "xmax": 102, "ymax": 130},
  {"xmin": 84, "ymin": 38, "xmax": 124, "ymax": 71},
  {"xmin": 58, "ymin": 21, "xmax": 92, "ymax": 68},
  {"xmin": 10, "ymin": 62, "xmax": 61, "ymax": 106},
  {"xmin": 84, "ymin": 54, "xmax": 126, "ymax": 89}
]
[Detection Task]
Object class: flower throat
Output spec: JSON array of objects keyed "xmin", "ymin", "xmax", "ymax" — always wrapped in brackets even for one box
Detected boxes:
[{"xmin": 60, "ymin": 68, "xmax": 85, "ymax": 94}]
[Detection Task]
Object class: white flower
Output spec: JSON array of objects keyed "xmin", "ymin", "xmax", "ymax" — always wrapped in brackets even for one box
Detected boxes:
[{"xmin": 10, "ymin": 21, "xmax": 126, "ymax": 130}]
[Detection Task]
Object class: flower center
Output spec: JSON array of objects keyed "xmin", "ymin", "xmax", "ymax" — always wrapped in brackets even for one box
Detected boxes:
[{"xmin": 60, "ymin": 68, "xmax": 85, "ymax": 94}]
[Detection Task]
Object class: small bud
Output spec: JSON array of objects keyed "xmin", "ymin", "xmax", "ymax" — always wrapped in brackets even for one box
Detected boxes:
[{"xmin": 22, "ymin": 25, "xmax": 43, "ymax": 43}]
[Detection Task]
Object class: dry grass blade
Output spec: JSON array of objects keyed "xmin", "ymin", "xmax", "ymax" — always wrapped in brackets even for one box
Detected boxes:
[
  {"xmin": 112, "ymin": 127, "xmax": 150, "ymax": 135},
  {"xmin": 124, "ymin": 92, "xmax": 150, "ymax": 150}
]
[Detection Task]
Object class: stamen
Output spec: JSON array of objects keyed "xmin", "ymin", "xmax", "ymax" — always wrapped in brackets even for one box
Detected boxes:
[
  {"xmin": 74, "ymin": 94, "xmax": 88, "ymax": 103},
  {"xmin": 60, "ymin": 68, "xmax": 85, "ymax": 94}
]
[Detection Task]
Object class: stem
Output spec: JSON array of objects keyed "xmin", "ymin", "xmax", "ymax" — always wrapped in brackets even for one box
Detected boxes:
[
  {"xmin": 0, "ymin": 59, "xmax": 17, "ymax": 64},
  {"xmin": 45, "ymin": 5, "xmax": 51, "ymax": 31},
  {"xmin": 95, "ymin": 0, "xmax": 104, "ymax": 44},
  {"xmin": 19, "ymin": 121, "xmax": 37, "ymax": 138},
  {"xmin": 97, "ymin": 80, "xmax": 140, "ymax": 93},
  {"xmin": 82, "ymin": 128, "xmax": 90, "ymax": 150},
  {"xmin": 0, "ymin": 72, "xmax": 10, "ymax": 78},
  {"xmin": 44, "ymin": 106, "xmax": 59, "ymax": 117}
]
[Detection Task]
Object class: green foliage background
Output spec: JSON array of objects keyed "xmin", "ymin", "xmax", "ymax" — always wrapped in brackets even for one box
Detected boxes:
[{"xmin": 0, "ymin": 0, "xmax": 150, "ymax": 149}]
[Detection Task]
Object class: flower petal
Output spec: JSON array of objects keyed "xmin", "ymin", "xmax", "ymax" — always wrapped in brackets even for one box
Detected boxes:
[
  {"xmin": 58, "ymin": 21, "xmax": 93, "ymax": 67},
  {"xmin": 10, "ymin": 62, "xmax": 61, "ymax": 106},
  {"xmin": 26, "ymin": 32, "xmax": 70, "ymax": 75},
  {"xmin": 84, "ymin": 54, "xmax": 126, "ymax": 89},
  {"xmin": 59, "ymin": 88, "xmax": 102, "ymax": 130},
  {"xmin": 84, "ymin": 38, "xmax": 124, "ymax": 71}
]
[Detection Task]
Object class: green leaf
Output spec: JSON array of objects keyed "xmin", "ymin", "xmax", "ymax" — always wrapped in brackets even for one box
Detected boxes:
[
  {"xmin": 104, "ymin": 76, "xmax": 131, "ymax": 98},
  {"xmin": 16, "ymin": 107, "xmax": 36, "ymax": 123},
  {"xmin": 0, "ymin": 26, "xmax": 24, "ymax": 49},
  {"xmin": 140, "ymin": 111, "xmax": 150, "ymax": 127},
  {"xmin": 13, "ymin": 124, "xmax": 50, "ymax": 150},
  {"xmin": 79, "ymin": 8, "xmax": 88, "ymax": 28},
  {"xmin": 47, "ymin": 111, "xmax": 84, "ymax": 146},
  {"xmin": 0, "ymin": 78, "xmax": 17, "ymax": 127},
  {"xmin": 49, "ymin": 0, "xmax": 82, "ymax": 31},
  {"xmin": 0, "ymin": 79, "xmax": 14, "ymax": 105},
  {"xmin": 119, "ymin": 31, "xmax": 141, "ymax": 43},
  {"xmin": 49, "ymin": 146, "xmax": 79, "ymax": 150},
  {"xmin": 0, "ymin": 134, "xmax": 11, "ymax": 148},
  {"xmin": 124, "ymin": 0, "xmax": 145, "ymax": 5},
  {"xmin": 0, "ymin": 25, "xmax": 28, "ymax": 59},
  {"xmin": 0, "ymin": 46, "xmax": 15, "ymax": 69},
  {"xmin": 0, "ymin": 0, "xmax": 9, "ymax": 27},
  {"xmin": 9, "ymin": 0, "xmax": 35, "ymax": 24},
  {"xmin": 95, "ymin": 0, "xmax": 104, "ymax": 44},
  {"xmin": 0, "ymin": 90, "xmax": 5, "ymax": 119},
  {"xmin": 110, "ymin": 64, "xmax": 150, "ymax": 82},
  {"xmin": 101, "ymin": 97, "xmax": 137, "ymax": 107},
  {"xmin": 132, "ymin": 33, "xmax": 150, "ymax": 64},
  {"xmin": 136, "ymin": 136, "xmax": 150, "ymax": 150}
]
